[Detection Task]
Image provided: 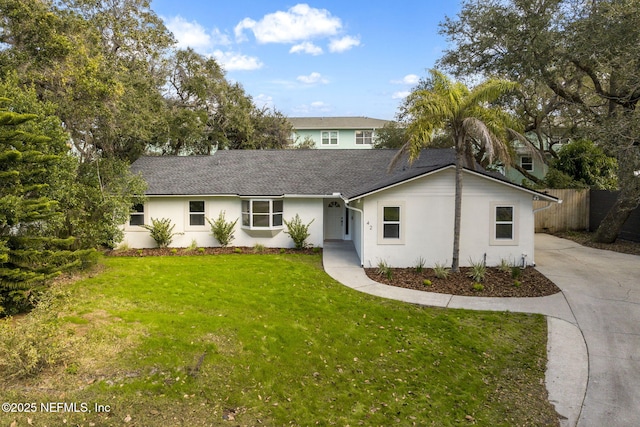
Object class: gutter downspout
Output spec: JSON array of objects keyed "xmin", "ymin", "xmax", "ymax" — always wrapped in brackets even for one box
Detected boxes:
[
  {"xmin": 533, "ymin": 198, "xmax": 562, "ymax": 214},
  {"xmin": 341, "ymin": 196, "xmax": 365, "ymax": 267}
]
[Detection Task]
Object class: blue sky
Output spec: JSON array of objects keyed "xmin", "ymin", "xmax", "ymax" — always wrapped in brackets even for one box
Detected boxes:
[{"xmin": 150, "ymin": 1, "xmax": 461, "ymax": 120}]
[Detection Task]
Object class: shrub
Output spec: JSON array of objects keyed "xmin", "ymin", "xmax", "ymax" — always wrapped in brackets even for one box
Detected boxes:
[
  {"xmin": 0, "ymin": 289, "xmax": 68, "ymax": 379},
  {"xmin": 472, "ymin": 283, "xmax": 485, "ymax": 292},
  {"xmin": 283, "ymin": 214, "xmax": 315, "ymax": 249},
  {"xmin": 187, "ymin": 239, "xmax": 198, "ymax": 251},
  {"xmin": 376, "ymin": 259, "xmax": 393, "ymax": 280},
  {"xmin": 433, "ymin": 262, "xmax": 450, "ymax": 279},
  {"xmin": 498, "ymin": 258, "xmax": 512, "ymax": 274},
  {"xmin": 279, "ymin": 248, "xmax": 286, "ymax": 254},
  {"xmin": 197, "ymin": 247, "xmax": 205, "ymax": 254},
  {"xmin": 253, "ymin": 243, "xmax": 265, "ymax": 253},
  {"xmin": 511, "ymin": 266, "xmax": 523, "ymax": 280},
  {"xmin": 468, "ymin": 258, "xmax": 486, "ymax": 282},
  {"xmin": 140, "ymin": 217, "xmax": 182, "ymax": 248},
  {"xmin": 170, "ymin": 248, "xmax": 178, "ymax": 255},
  {"xmin": 423, "ymin": 279, "xmax": 432, "ymax": 287},
  {"xmin": 513, "ymin": 280, "xmax": 522, "ymax": 288},
  {"xmin": 414, "ymin": 256, "xmax": 426, "ymax": 273},
  {"xmin": 207, "ymin": 211, "xmax": 238, "ymax": 248},
  {"xmin": 233, "ymin": 248, "xmax": 242, "ymax": 254}
]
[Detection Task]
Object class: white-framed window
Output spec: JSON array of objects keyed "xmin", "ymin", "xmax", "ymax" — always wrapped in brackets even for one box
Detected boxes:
[
  {"xmin": 321, "ymin": 131, "xmax": 338, "ymax": 145},
  {"xmin": 189, "ymin": 201, "xmax": 206, "ymax": 226},
  {"xmin": 491, "ymin": 203, "xmax": 519, "ymax": 245},
  {"xmin": 355, "ymin": 130, "xmax": 373, "ymax": 144},
  {"xmin": 520, "ymin": 156, "xmax": 533, "ymax": 171},
  {"xmin": 242, "ymin": 199, "xmax": 283, "ymax": 229},
  {"xmin": 377, "ymin": 201, "xmax": 405, "ymax": 244},
  {"xmin": 129, "ymin": 203, "xmax": 145, "ymax": 226}
]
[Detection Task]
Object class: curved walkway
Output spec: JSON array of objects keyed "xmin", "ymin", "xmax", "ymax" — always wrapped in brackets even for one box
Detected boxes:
[{"xmin": 323, "ymin": 234, "xmax": 640, "ymax": 427}]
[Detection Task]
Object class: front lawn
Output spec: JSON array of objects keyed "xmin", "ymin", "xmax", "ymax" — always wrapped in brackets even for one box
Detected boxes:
[{"xmin": 0, "ymin": 254, "xmax": 559, "ymax": 426}]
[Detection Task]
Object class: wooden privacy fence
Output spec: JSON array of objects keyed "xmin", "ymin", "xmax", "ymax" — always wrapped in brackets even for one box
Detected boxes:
[{"xmin": 534, "ymin": 189, "xmax": 589, "ymax": 233}]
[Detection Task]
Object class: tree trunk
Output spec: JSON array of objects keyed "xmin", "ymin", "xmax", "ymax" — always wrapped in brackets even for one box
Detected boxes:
[
  {"xmin": 593, "ymin": 188, "xmax": 640, "ymax": 243},
  {"xmin": 594, "ymin": 151, "xmax": 640, "ymax": 243},
  {"xmin": 451, "ymin": 150, "xmax": 464, "ymax": 272}
]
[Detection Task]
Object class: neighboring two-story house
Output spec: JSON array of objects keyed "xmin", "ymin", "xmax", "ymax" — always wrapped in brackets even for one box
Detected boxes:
[{"xmin": 288, "ymin": 116, "xmax": 391, "ymax": 149}]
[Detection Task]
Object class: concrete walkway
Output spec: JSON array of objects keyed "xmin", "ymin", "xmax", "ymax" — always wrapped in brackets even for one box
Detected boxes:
[{"xmin": 322, "ymin": 234, "xmax": 640, "ymax": 427}]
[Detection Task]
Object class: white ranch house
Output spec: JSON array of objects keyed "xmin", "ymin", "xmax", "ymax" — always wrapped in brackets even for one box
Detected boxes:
[{"xmin": 124, "ymin": 149, "xmax": 559, "ymax": 268}]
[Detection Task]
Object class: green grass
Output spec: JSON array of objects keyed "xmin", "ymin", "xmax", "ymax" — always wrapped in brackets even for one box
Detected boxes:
[{"xmin": 0, "ymin": 254, "xmax": 558, "ymax": 426}]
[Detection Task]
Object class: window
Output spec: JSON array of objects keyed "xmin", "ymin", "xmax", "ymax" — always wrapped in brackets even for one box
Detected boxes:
[
  {"xmin": 189, "ymin": 201, "xmax": 205, "ymax": 226},
  {"xmin": 321, "ymin": 131, "xmax": 338, "ymax": 145},
  {"xmin": 355, "ymin": 130, "xmax": 373, "ymax": 144},
  {"xmin": 129, "ymin": 203, "xmax": 145, "ymax": 226},
  {"xmin": 242, "ymin": 199, "xmax": 283, "ymax": 228},
  {"xmin": 383, "ymin": 207, "xmax": 401, "ymax": 238},
  {"xmin": 491, "ymin": 203, "xmax": 518, "ymax": 245},
  {"xmin": 495, "ymin": 206, "xmax": 514, "ymax": 239},
  {"xmin": 520, "ymin": 156, "xmax": 533, "ymax": 171},
  {"xmin": 378, "ymin": 201, "xmax": 405, "ymax": 244}
]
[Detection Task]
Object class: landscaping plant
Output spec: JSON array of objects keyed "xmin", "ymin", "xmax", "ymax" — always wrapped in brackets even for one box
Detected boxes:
[
  {"xmin": 283, "ymin": 214, "xmax": 314, "ymax": 249},
  {"xmin": 140, "ymin": 218, "xmax": 181, "ymax": 248},
  {"xmin": 207, "ymin": 211, "xmax": 238, "ymax": 247}
]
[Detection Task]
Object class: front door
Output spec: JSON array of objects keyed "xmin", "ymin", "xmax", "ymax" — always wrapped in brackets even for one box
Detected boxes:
[{"xmin": 324, "ymin": 200, "xmax": 343, "ymax": 240}]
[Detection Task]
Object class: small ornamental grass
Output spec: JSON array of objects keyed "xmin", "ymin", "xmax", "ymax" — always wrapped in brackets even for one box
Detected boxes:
[
  {"xmin": 433, "ymin": 261, "xmax": 450, "ymax": 279},
  {"xmin": 468, "ymin": 258, "xmax": 487, "ymax": 282},
  {"xmin": 376, "ymin": 259, "xmax": 393, "ymax": 280}
]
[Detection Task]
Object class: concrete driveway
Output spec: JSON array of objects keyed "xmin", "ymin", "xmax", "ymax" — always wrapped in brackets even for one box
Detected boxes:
[{"xmin": 535, "ymin": 234, "xmax": 640, "ymax": 427}]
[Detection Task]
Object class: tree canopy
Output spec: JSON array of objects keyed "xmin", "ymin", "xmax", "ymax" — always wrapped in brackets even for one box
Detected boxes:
[{"xmin": 439, "ymin": 0, "xmax": 640, "ymax": 242}]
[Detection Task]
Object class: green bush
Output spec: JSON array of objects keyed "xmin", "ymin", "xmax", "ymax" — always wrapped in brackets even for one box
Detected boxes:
[
  {"xmin": 283, "ymin": 214, "xmax": 315, "ymax": 249},
  {"xmin": 0, "ymin": 289, "xmax": 68, "ymax": 379},
  {"xmin": 207, "ymin": 211, "xmax": 238, "ymax": 248},
  {"xmin": 511, "ymin": 266, "xmax": 523, "ymax": 280},
  {"xmin": 423, "ymin": 279, "xmax": 432, "ymax": 287},
  {"xmin": 140, "ymin": 218, "xmax": 181, "ymax": 248},
  {"xmin": 472, "ymin": 283, "xmax": 485, "ymax": 292},
  {"xmin": 414, "ymin": 256, "xmax": 426, "ymax": 273},
  {"xmin": 253, "ymin": 243, "xmax": 265, "ymax": 253}
]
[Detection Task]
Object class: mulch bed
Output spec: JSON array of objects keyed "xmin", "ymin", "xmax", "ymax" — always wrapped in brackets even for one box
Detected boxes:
[
  {"xmin": 364, "ymin": 266, "xmax": 561, "ymax": 298},
  {"xmin": 106, "ymin": 247, "xmax": 320, "ymax": 257}
]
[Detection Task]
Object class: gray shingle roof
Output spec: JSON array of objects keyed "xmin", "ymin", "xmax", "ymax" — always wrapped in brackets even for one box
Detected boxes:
[
  {"xmin": 288, "ymin": 116, "xmax": 391, "ymax": 130},
  {"xmin": 131, "ymin": 149, "xmax": 457, "ymax": 199}
]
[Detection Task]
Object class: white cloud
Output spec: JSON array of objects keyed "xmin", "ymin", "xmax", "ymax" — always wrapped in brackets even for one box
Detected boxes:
[
  {"xmin": 392, "ymin": 74, "xmax": 420, "ymax": 85},
  {"xmin": 212, "ymin": 50, "xmax": 263, "ymax": 71},
  {"xmin": 297, "ymin": 72, "xmax": 329, "ymax": 85},
  {"xmin": 328, "ymin": 35, "xmax": 361, "ymax": 53},
  {"xmin": 165, "ymin": 16, "xmax": 212, "ymax": 49},
  {"xmin": 290, "ymin": 41, "xmax": 323, "ymax": 55},
  {"xmin": 235, "ymin": 4, "xmax": 342, "ymax": 44},
  {"xmin": 293, "ymin": 101, "xmax": 332, "ymax": 114},
  {"xmin": 392, "ymin": 91, "xmax": 411, "ymax": 99},
  {"xmin": 164, "ymin": 16, "xmax": 232, "ymax": 51}
]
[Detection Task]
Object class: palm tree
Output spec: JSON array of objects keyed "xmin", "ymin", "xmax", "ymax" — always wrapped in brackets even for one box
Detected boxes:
[{"xmin": 395, "ymin": 70, "xmax": 523, "ymax": 272}]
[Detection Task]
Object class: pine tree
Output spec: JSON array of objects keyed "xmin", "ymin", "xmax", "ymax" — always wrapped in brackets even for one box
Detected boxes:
[{"xmin": 0, "ymin": 104, "xmax": 91, "ymax": 315}]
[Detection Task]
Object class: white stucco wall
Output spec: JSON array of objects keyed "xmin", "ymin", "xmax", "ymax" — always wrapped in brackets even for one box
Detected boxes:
[
  {"xmin": 359, "ymin": 169, "xmax": 537, "ymax": 268},
  {"xmin": 122, "ymin": 196, "xmax": 324, "ymax": 249}
]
